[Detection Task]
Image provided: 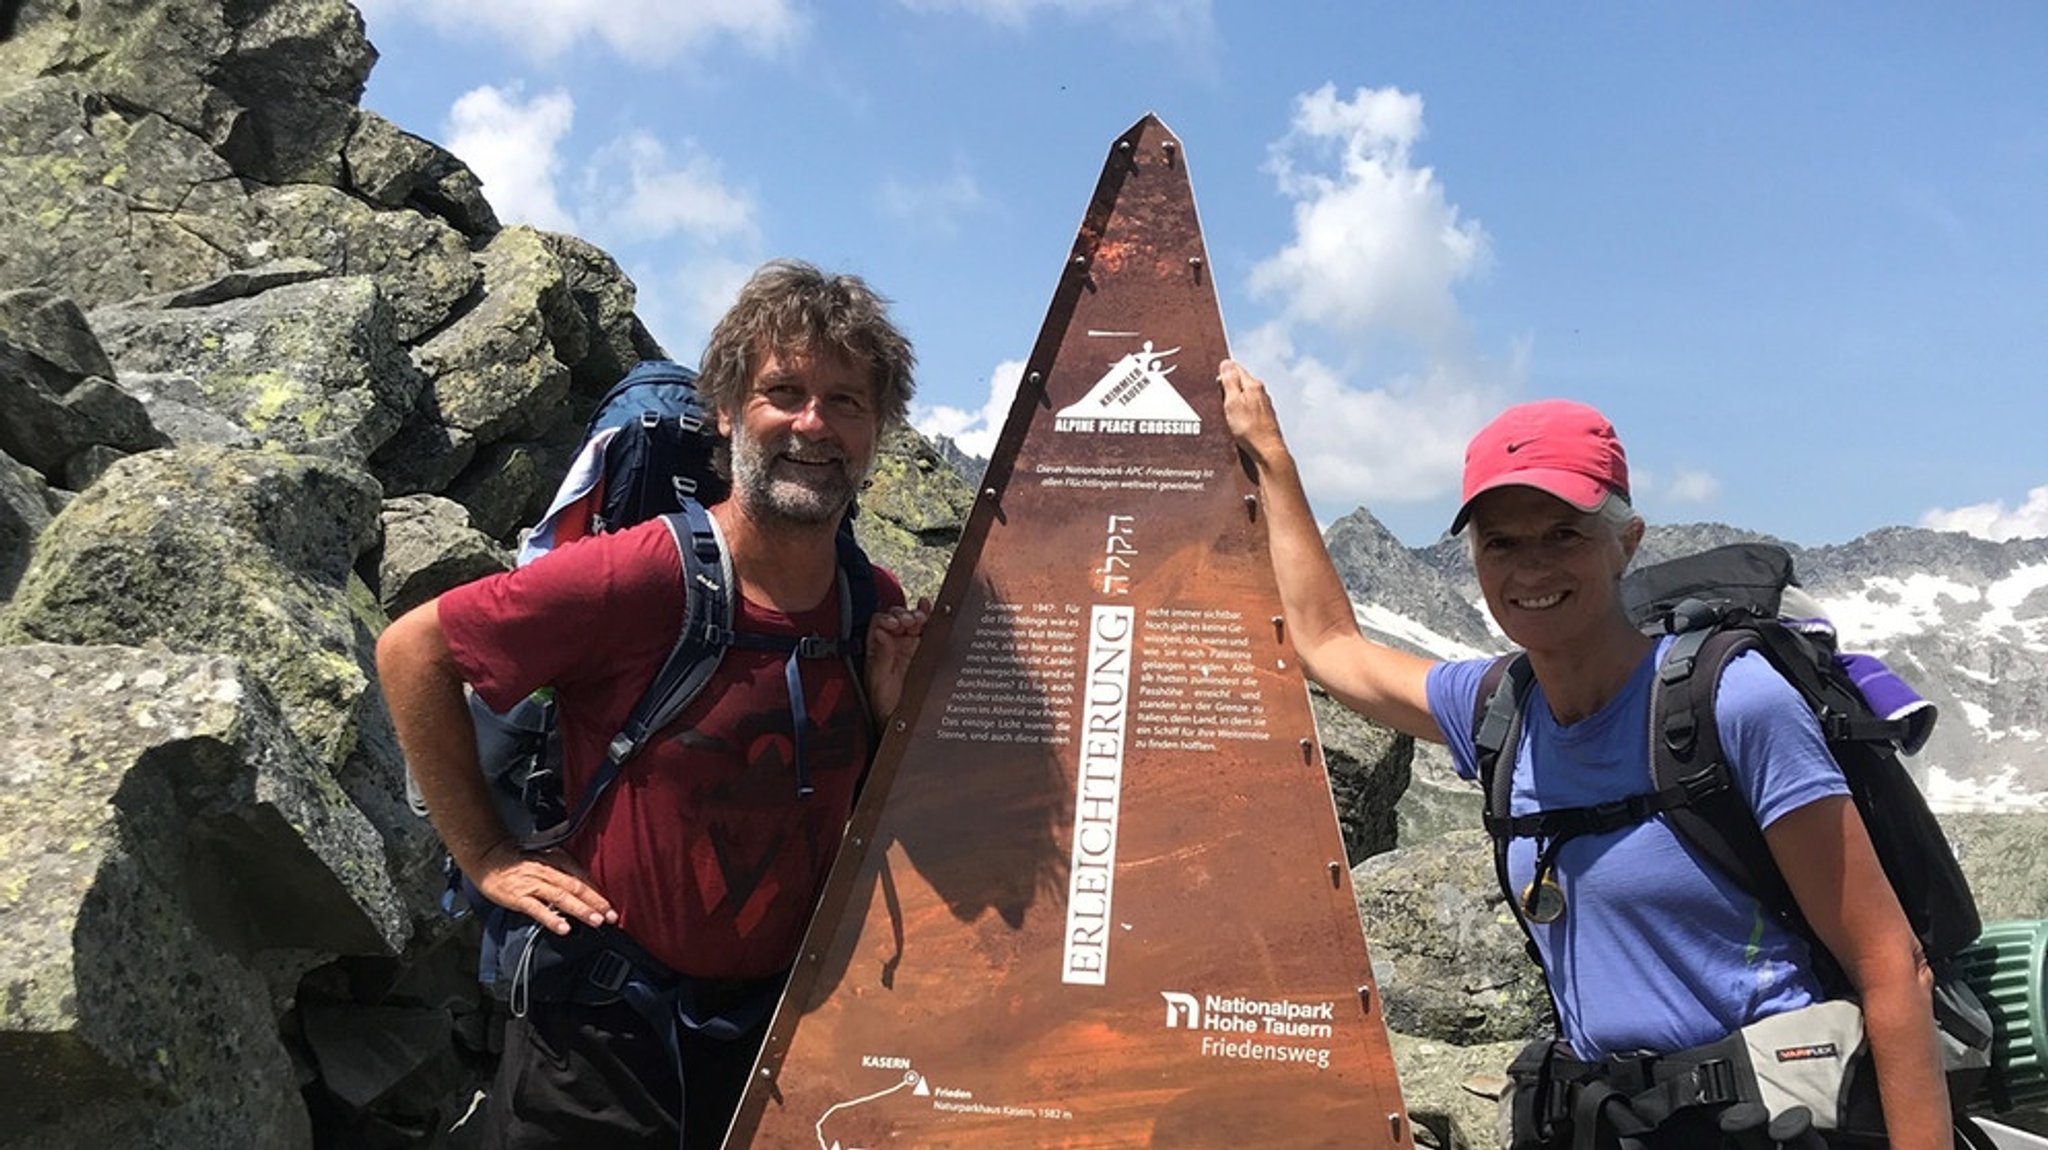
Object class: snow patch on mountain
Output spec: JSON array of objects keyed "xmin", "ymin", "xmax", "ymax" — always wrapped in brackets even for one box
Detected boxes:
[{"xmin": 1353, "ymin": 599, "xmax": 1492, "ymax": 663}]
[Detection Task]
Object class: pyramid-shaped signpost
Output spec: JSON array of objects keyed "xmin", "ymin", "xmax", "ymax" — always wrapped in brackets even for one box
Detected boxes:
[{"xmin": 728, "ymin": 115, "xmax": 1413, "ymax": 1150}]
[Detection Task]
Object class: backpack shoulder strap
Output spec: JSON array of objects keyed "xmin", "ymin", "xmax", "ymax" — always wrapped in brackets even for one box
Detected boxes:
[
  {"xmin": 1470, "ymin": 651, "xmax": 1563, "ymax": 1029},
  {"xmin": 1474, "ymin": 651, "xmax": 1535, "ymax": 834},
  {"xmin": 519, "ymin": 502, "xmax": 733, "ymax": 850},
  {"xmin": 833, "ymin": 515, "xmax": 879, "ymax": 646},
  {"xmin": 1650, "ymin": 626, "xmax": 1804, "ymax": 930},
  {"xmin": 832, "ymin": 516, "xmax": 879, "ymax": 726}
]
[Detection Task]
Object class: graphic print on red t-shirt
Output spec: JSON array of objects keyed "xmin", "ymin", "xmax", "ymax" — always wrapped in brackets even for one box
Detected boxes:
[{"xmin": 438, "ymin": 516, "xmax": 901, "ymax": 979}]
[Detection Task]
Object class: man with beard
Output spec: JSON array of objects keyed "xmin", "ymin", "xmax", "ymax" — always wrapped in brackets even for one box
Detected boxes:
[{"xmin": 378, "ymin": 260, "xmax": 926, "ymax": 1149}]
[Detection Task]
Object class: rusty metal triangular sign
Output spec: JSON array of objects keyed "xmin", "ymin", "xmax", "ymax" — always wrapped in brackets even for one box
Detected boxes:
[{"xmin": 728, "ymin": 114, "xmax": 1413, "ymax": 1149}]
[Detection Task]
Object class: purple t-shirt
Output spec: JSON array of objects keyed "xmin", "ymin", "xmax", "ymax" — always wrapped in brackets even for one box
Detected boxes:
[{"xmin": 1427, "ymin": 636, "xmax": 1849, "ymax": 1059}]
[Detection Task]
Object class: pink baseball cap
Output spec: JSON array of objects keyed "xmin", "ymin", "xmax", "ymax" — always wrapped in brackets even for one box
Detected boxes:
[{"xmin": 1450, "ymin": 399, "xmax": 1629, "ymax": 533}]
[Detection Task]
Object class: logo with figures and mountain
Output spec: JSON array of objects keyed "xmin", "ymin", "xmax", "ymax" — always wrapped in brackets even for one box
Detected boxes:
[{"xmin": 1055, "ymin": 341, "xmax": 1201, "ymax": 435}]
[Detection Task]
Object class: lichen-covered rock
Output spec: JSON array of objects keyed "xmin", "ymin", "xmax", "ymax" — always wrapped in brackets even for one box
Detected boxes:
[
  {"xmin": 0, "ymin": 289, "xmax": 165, "ymax": 485},
  {"xmin": 343, "ymin": 109, "xmax": 500, "ymax": 240},
  {"xmin": 2, "ymin": 447, "xmax": 384, "ymax": 772},
  {"xmin": 90, "ymin": 275, "xmax": 426, "ymax": 463},
  {"xmin": 249, "ymin": 184, "xmax": 479, "ymax": 343},
  {"xmin": 1353, "ymin": 830, "xmax": 1549, "ymax": 1048},
  {"xmin": 855, "ymin": 425, "xmax": 978, "ymax": 604},
  {"xmin": 158, "ymin": 257, "xmax": 329, "ymax": 309},
  {"xmin": 0, "ymin": 78, "xmax": 261, "ymax": 307},
  {"xmin": 208, "ymin": 0, "xmax": 376, "ymax": 185},
  {"xmin": 113, "ymin": 369, "xmax": 264, "ymax": 451},
  {"xmin": 1947, "ymin": 810, "xmax": 2048, "ymax": 923},
  {"xmin": 0, "ymin": 361, "xmax": 163, "ymax": 482},
  {"xmin": 375, "ymin": 494, "xmax": 511, "ymax": 619},
  {"xmin": 1389, "ymin": 1031, "xmax": 1520, "ymax": 1150},
  {"xmin": 544, "ymin": 231, "xmax": 665, "ymax": 392},
  {"xmin": 0, "ymin": 0, "xmax": 375, "ymax": 187},
  {"xmin": 373, "ymin": 226, "xmax": 579, "ymax": 498},
  {"xmin": 0, "ymin": 642, "xmax": 407, "ymax": 1149},
  {"xmin": 444, "ymin": 430, "xmax": 582, "ymax": 543}
]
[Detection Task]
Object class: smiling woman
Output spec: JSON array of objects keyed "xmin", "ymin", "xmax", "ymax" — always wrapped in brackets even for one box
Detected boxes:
[{"xmin": 1218, "ymin": 358, "xmax": 1962, "ymax": 1149}]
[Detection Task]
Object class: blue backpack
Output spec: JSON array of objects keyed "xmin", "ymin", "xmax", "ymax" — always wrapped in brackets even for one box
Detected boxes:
[{"xmin": 418, "ymin": 360, "xmax": 880, "ymax": 984}]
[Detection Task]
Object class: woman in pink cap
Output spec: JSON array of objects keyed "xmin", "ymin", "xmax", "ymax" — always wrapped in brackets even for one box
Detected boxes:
[{"xmin": 1218, "ymin": 361, "xmax": 1951, "ymax": 1149}]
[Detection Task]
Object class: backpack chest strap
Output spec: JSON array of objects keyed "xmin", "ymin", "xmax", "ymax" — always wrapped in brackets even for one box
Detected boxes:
[{"xmin": 1481, "ymin": 767, "xmax": 1734, "ymax": 842}]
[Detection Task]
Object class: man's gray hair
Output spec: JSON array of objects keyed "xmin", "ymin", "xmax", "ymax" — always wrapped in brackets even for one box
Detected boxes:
[{"xmin": 697, "ymin": 259, "xmax": 916, "ymax": 433}]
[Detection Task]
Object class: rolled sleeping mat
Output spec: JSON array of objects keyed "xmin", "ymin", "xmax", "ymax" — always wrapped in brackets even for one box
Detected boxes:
[{"xmin": 1956, "ymin": 920, "xmax": 2048, "ymax": 1113}]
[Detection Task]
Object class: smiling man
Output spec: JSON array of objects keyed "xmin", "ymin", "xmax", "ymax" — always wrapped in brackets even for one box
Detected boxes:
[{"xmin": 379, "ymin": 260, "xmax": 927, "ymax": 1149}]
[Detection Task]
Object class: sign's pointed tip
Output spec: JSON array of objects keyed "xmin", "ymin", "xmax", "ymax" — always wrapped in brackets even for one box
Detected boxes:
[
  {"xmin": 1128, "ymin": 110, "xmax": 1175, "ymax": 135},
  {"xmin": 1113, "ymin": 112, "xmax": 1183, "ymax": 161}
]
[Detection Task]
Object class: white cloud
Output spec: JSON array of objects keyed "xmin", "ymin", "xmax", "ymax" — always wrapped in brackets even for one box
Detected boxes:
[
  {"xmin": 588, "ymin": 132, "xmax": 757, "ymax": 245},
  {"xmin": 1921, "ymin": 486, "xmax": 2048, "ymax": 542},
  {"xmin": 369, "ymin": 0, "xmax": 803, "ymax": 64},
  {"xmin": 1251, "ymin": 83, "xmax": 1490, "ymax": 346},
  {"xmin": 1231, "ymin": 83, "xmax": 1510, "ymax": 521},
  {"xmin": 444, "ymin": 85, "xmax": 578, "ymax": 233},
  {"xmin": 914, "ymin": 359, "xmax": 1025, "ymax": 459},
  {"xmin": 878, "ymin": 168, "xmax": 985, "ymax": 235},
  {"xmin": 1233, "ymin": 323, "xmax": 1504, "ymax": 513},
  {"xmin": 1660, "ymin": 469, "xmax": 1723, "ymax": 505}
]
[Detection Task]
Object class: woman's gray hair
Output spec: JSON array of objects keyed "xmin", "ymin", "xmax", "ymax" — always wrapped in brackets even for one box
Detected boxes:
[
  {"xmin": 1593, "ymin": 491, "xmax": 1642, "ymax": 539},
  {"xmin": 697, "ymin": 259, "xmax": 917, "ymax": 432}
]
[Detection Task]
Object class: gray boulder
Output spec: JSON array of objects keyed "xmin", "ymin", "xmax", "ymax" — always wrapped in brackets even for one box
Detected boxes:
[
  {"xmin": 1315, "ymin": 687, "xmax": 1414, "ymax": 863},
  {"xmin": 544, "ymin": 230, "xmax": 667, "ymax": 391},
  {"xmin": 2, "ymin": 447, "xmax": 384, "ymax": 773},
  {"xmin": 444, "ymin": 431, "xmax": 583, "ymax": 542},
  {"xmin": 91, "ymin": 275, "xmax": 426, "ymax": 463},
  {"xmin": 248, "ymin": 184, "xmax": 479, "ymax": 343},
  {"xmin": 0, "ymin": 0, "xmax": 375, "ymax": 187},
  {"xmin": 0, "ymin": 287, "xmax": 116, "ymax": 382},
  {"xmin": 1949, "ymin": 811, "xmax": 2048, "ymax": 923},
  {"xmin": 0, "ymin": 642, "xmax": 406, "ymax": 1149},
  {"xmin": 158, "ymin": 256, "xmax": 331, "ymax": 308},
  {"xmin": 0, "ymin": 293, "xmax": 165, "ymax": 483},
  {"xmin": 373, "ymin": 227, "xmax": 583, "ymax": 503},
  {"xmin": 376, "ymin": 494, "xmax": 512, "ymax": 619},
  {"xmin": 0, "ymin": 77, "xmax": 260, "ymax": 308},
  {"xmin": 344, "ymin": 109, "xmax": 502, "ymax": 239},
  {"xmin": 1354, "ymin": 830, "xmax": 1549, "ymax": 1048},
  {"xmin": 856, "ymin": 424, "xmax": 981, "ymax": 604},
  {"xmin": 1390, "ymin": 1031, "xmax": 1519, "ymax": 1150},
  {"xmin": 113, "ymin": 370, "xmax": 265, "ymax": 451}
]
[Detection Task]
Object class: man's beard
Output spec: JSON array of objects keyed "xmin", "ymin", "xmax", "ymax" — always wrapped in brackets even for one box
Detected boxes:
[{"xmin": 728, "ymin": 429, "xmax": 867, "ymax": 526}]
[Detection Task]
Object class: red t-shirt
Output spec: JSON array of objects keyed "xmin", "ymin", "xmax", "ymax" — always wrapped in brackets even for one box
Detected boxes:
[{"xmin": 439, "ymin": 516, "xmax": 902, "ymax": 978}]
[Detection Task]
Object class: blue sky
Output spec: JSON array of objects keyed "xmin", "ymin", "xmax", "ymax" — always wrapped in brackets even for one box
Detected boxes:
[{"xmin": 351, "ymin": 2, "xmax": 2046, "ymax": 548}]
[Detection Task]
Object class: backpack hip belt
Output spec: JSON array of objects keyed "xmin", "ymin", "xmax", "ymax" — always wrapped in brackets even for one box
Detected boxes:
[
  {"xmin": 505, "ymin": 919, "xmax": 784, "ymax": 1044},
  {"xmin": 1510, "ymin": 1001, "xmax": 1872, "ymax": 1150}
]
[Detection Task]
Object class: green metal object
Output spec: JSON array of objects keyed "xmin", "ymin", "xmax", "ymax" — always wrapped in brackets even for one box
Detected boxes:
[{"xmin": 1958, "ymin": 920, "xmax": 2048, "ymax": 1113}]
